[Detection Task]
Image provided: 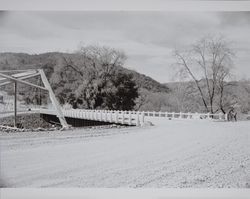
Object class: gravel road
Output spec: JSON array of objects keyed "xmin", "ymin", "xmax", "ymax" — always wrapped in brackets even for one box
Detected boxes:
[{"xmin": 1, "ymin": 119, "xmax": 250, "ymax": 188}]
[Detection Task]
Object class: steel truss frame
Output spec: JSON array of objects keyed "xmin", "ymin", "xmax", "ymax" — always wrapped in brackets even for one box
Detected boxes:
[{"xmin": 0, "ymin": 69, "xmax": 69, "ymax": 129}]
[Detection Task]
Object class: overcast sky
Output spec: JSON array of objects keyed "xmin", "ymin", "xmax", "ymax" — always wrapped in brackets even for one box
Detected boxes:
[{"xmin": 0, "ymin": 11, "xmax": 250, "ymax": 82}]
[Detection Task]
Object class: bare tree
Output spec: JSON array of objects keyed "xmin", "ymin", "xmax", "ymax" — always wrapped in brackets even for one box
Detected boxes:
[
  {"xmin": 174, "ymin": 35, "xmax": 235, "ymax": 113},
  {"xmin": 76, "ymin": 45, "xmax": 127, "ymax": 82}
]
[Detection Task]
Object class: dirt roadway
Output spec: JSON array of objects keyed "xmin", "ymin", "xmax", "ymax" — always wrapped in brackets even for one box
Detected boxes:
[{"xmin": 0, "ymin": 119, "xmax": 250, "ymax": 188}]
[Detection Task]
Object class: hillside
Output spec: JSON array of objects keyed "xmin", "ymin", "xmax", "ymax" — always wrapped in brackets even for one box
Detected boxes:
[
  {"xmin": 164, "ymin": 80, "xmax": 250, "ymax": 114},
  {"xmin": 0, "ymin": 52, "xmax": 169, "ymax": 93}
]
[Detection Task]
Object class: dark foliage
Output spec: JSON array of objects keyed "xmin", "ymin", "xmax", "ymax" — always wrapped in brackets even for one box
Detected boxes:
[
  {"xmin": 105, "ymin": 72, "xmax": 138, "ymax": 110},
  {"xmin": 0, "ymin": 49, "xmax": 159, "ymax": 110}
]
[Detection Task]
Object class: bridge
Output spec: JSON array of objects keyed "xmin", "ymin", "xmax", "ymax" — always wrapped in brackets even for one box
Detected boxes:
[
  {"xmin": 37, "ymin": 108, "xmax": 227, "ymax": 126},
  {"xmin": 0, "ymin": 107, "xmax": 227, "ymax": 129}
]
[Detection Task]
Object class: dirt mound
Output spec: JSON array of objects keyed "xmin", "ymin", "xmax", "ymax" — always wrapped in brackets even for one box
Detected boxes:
[{"xmin": 0, "ymin": 113, "xmax": 59, "ymax": 130}]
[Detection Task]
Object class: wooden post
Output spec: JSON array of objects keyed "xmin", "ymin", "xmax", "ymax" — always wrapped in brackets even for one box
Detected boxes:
[
  {"xmin": 99, "ymin": 110, "xmax": 101, "ymax": 121},
  {"xmin": 109, "ymin": 111, "xmax": 111, "ymax": 122},
  {"xmin": 142, "ymin": 111, "xmax": 145, "ymax": 124},
  {"xmin": 122, "ymin": 111, "xmax": 125, "ymax": 124},
  {"xmin": 105, "ymin": 110, "xmax": 107, "ymax": 122},
  {"xmin": 80, "ymin": 110, "xmax": 82, "ymax": 118},
  {"xmin": 115, "ymin": 111, "xmax": 118, "ymax": 123},
  {"xmin": 129, "ymin": 111, "xmax": 132, "ymax": 125},
  {"xmin": 136, "ymin": 112, "xmax": 140, "ymax": 126},
  {"xmin": 207, "ymin": 112, "xmax": 210, "ymax": 120},
  {"xmin": 165, "ymin": 112, "xmax": 168, "ymax": 118},
  {"xmin": 14, "ymin": 81, "xmax": 17, "ymax": 128}
]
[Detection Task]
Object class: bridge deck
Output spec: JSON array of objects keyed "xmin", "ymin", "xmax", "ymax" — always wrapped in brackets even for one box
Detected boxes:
[
  {"xmin": 40, "ymin": 109, "xmax": 227, "ymax": 126},
  {"xmin": 1, "ymin": 108, "xmax": 227, "ymax": 127},
  {"xmin": 40, "ymin": 109, "xmax": 144, "ymax": 126}
]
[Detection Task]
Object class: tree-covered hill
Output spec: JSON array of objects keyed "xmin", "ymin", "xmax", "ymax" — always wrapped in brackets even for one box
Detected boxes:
[
  {"xmin": 0, "ymin": 52, "xmax": 169, "ymax": 93},
  {"xmin": 0, "ymin": 51, "xmax": 170, "ymax": 110},
  {"xmin": 164, "ymin": 80, "xmax": 250, "ymax": 115},
  {"xmin": 1, "ymin": 51, "xmax": 249, "ymax": 115}
]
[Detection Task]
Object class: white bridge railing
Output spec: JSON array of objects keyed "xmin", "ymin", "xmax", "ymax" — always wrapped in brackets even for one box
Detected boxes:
[
  {"xmin": 62, "ymin": 109, "xmax": 144, "ymax": 126},
  {"xmin": 38, "ymin": 109, "xmax": 144, "ymax": 126},
  {"xmin": 144, "ymin": 111, "xmax": 227, "ymax": 120},
  {"xmin": 38, "ymin": 108, "xmax": 227, "ymax": 126}
]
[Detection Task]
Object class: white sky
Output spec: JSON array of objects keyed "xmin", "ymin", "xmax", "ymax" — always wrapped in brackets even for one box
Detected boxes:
[{"xmin": 0, "ymin": 11, "xmax": 250, "ymax": 82}]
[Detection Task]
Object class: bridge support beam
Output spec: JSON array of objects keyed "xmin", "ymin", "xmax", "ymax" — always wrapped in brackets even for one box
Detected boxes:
[
  {"xmin": 0, "ymin": 69, "xmax": 69, "ymax": 130},
  {"xmin": 38, "ymin": 69, "xmax": 69, "ymax": 129}
]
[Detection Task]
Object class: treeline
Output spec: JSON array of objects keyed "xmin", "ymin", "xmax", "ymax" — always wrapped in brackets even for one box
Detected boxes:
[
  {"xmin": 0, "ymin": 46, "xmax": 170, "ymax": 111},
  {"xmin": 1, "ymin": 44, "xmax": 249, "ymax": 115},
  {"xmin": 164, "ymin": 80, "xmax": 250, "ymax": 114}
]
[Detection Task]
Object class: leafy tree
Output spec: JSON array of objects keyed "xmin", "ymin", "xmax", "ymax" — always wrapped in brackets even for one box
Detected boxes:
[
  {"xmin": 50, "ymin": 44, "xmax": 138, "ymax": 110},
  {"xmin": 105, "ymin": 72, "xmax": 138, "ymax": 110},
  {"xmin": 135, "ymin": 88, "xmax": 169, "ymax": 112}
]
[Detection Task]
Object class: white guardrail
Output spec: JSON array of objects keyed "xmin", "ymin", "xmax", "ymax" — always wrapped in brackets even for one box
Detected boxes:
[
  {"xmin": 144, "ymin": 111, "xmax": 227, "ymax": 120},
  {"xmin": 40, "ymin": 109, "xmax": 144, "ymax": 126},
  {"xmin": 37, "ymin": 108, "xmax": 227, "ymax": 126}
]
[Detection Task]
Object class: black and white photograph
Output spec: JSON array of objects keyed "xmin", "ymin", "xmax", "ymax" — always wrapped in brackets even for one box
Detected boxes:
[{"xmin": 0, "ymin": 0, "xmax": 250, "ymax": 198}]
